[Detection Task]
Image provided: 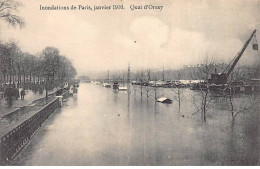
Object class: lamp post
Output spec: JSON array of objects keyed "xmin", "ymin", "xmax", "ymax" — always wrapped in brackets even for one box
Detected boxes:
[{"xmin": 45, "ymin": 75, "xmax": 49, "ymax": 101}]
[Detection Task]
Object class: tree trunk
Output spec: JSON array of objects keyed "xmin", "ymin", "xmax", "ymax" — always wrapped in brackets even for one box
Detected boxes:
[
  {"xmin": 4, "ymin": 73, "xmax": 6, "ymax": 83},
  {"xmin": 178, "ymin": 100, "xmax": 181, "ymax": 112},
  {"xmin": 140, "ymin": 85, "xmax": 143, "ymax": 97},
  {"xmin": 229, "ymin": 88, "xmax": 234, "ymax": 119},
  {"xmin": 9, "ymin": 71, "xmax": 12, "ymax": 84},
  {"xmin": 12, "ymin": 74, "xmax": 15, "ymax": 84},
  {"xmin": 203, "ymin": 93, "xmax": 208, "ymax": 122},
  {"xmin": 178, "ymin": 89, "xmax": 181, "ymax": 112},
  {"xmin": 23, "ymin": 73, "xmax": 26, "ymax": 83}
]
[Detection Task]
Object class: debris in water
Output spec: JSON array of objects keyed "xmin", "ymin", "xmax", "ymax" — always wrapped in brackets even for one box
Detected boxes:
[{"xmin": 156, "ymin": 97, "xmax": 173, "ymax": 104}]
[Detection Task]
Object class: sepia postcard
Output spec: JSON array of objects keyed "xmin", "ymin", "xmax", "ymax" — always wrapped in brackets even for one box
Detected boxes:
[{"xmin": 0, "ymin": 0, "xmax": 259, "ymax": 166}]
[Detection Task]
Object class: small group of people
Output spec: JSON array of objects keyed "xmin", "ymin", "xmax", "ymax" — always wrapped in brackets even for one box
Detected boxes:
[
  {"xmin": 4, "ymin": 87, "xmax": 19, "ymax": 100},
  {"xmin": 56, "ymin": 87, "xmax": 64, "ymax": 96},
  {"xmin": 68, "ymin": 83, "xmax": 79, "ymax": 96},
  {"xmin": 30, "ymin": 82, "xmax": 44, "ymax": 94},
  {"xmin": 2, "ymin": 85, "xmax": 25, "ymax": 101}
]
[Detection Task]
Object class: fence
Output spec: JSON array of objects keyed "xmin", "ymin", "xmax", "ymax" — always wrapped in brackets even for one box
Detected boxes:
[{"xmin": 0, "ymin": 91, "xmax": 68, "ymax": 165}]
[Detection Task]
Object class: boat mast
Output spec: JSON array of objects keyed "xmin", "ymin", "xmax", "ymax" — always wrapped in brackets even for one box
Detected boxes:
[
  {"xmin": 107, "ymin": 69, "xmax": 109, "ymax": 83},
  {"xmin": 127, "ymin": 63, "xmax": 131, "ymax": 93},
  {"xmin": 163, "ymin": 66, "xmax": 165, "ymax": 81}
]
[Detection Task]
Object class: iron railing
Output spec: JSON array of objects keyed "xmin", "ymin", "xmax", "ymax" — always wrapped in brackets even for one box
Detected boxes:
[{"xmin": 0, "ymin": 91, "xmax": 68, "ymax": 165}]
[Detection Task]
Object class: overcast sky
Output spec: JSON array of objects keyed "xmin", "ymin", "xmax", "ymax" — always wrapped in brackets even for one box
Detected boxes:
[{"xmin": 0, "ymin": 0, "xmax": 260, "ymax": 76}]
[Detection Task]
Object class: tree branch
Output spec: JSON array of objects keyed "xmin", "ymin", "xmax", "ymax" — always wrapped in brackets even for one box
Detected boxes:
[
  {"xmin": 0, "ymin": 6, "xmax": 12, "ymax": 12},
  {"xmin": 233, "ymin": 101, "xmax": 259, "ymax": 117}
]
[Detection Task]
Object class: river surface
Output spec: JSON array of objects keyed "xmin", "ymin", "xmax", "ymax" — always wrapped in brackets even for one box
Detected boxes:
[{"xmin": 15, "ymin": 83, "xmax": 260, "ymax": 165}]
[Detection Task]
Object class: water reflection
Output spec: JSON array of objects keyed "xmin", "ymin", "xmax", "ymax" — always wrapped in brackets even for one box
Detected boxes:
[{"xmin": 16, "ymin": 83, "xmax": 259, "ymax": 166}]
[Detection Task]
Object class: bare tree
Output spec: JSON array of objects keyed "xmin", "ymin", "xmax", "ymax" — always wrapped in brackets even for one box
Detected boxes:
[
  {"xmin": 143, "ymin": 85, "xmax": 153, "ymax": 99},
  {"xmin": 191, "ymin": 55, "xmax": 215, "ymax": 122},
  {"xmin": 143, "ymin": 69, "xmax": 153, "ymax": 100},
  {"xmin": 226, "ymin": 73, "xmax": 259, "ymax": 120},
  {"xmin": 171, "ymin": 71, "xmax": 183, "ymax": 112},
  {"xmin": 0, "ymin": 0, "xmax": 24, "ymax": 27},
  {"xmin": 231, "ymin": 94, "xmax": 259, "ymax": 118},
  {"xmin": 135, "ymin": 70, "xmax": 145, "ymax": 99},
  {"xmin": 151, "ymin": 76, "xmax": 163, "ymax": 102}
]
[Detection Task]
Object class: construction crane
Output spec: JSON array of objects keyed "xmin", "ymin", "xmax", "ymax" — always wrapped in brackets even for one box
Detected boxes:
[{"xmin": 208, "ymin": 29, "xmax": 258, "ymax": 84}]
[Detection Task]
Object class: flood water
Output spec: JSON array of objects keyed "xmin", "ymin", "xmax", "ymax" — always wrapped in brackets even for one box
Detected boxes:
[{"xmin": 15, "ymin": 83, "xmax": 260, "ymax": 165}]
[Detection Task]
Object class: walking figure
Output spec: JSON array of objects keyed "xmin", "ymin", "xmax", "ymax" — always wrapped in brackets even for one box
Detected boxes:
[
  {"xmin": 69, "ymin": 86, "xmax": 74, "ymax": 96},
  {"xmin": 20, "ymin": 89, "xmax": 25, "ymax": 100},
  {"xmin": 15, "ymin": 87, "xmax": 19, "ymax": 100}
]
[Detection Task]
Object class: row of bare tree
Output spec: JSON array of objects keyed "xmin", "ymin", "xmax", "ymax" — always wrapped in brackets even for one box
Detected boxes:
[{"xmin": 0, "ymin": 42, "xmax": 77, "ymax": 87}]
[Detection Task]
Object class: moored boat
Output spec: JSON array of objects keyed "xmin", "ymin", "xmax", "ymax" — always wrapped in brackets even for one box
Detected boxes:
[
  {"xmin": 118, "ymin": 85, "xmax": 127, "ymax": 91},
  {"xmin": 113, "ymin": 81, "xmax": 119, "ymax": 89}
]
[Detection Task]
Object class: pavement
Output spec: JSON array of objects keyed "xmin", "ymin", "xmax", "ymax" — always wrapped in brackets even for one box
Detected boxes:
[{"xmin": 0, "ymin": 88, "xmax": 57, "ymax": 118}]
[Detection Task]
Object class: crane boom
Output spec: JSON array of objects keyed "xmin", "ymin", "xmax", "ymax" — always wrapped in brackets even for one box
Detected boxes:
[
  {"xmin": 208, "ymin": 30, "xmax": 257, "ymax": 85},
  {"xmin": 224, "ymin": 29, "xmax": 257, "ymax": 77}
]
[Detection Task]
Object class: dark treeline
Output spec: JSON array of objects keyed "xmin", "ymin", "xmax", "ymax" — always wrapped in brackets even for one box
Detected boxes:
[
  {"xmin": 94, "ymin": 63, "xmax": 257, "ymax": 82},
  {"xmin": 0, "ymin": 41, "xmax": 77, "ymax": 91}
]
